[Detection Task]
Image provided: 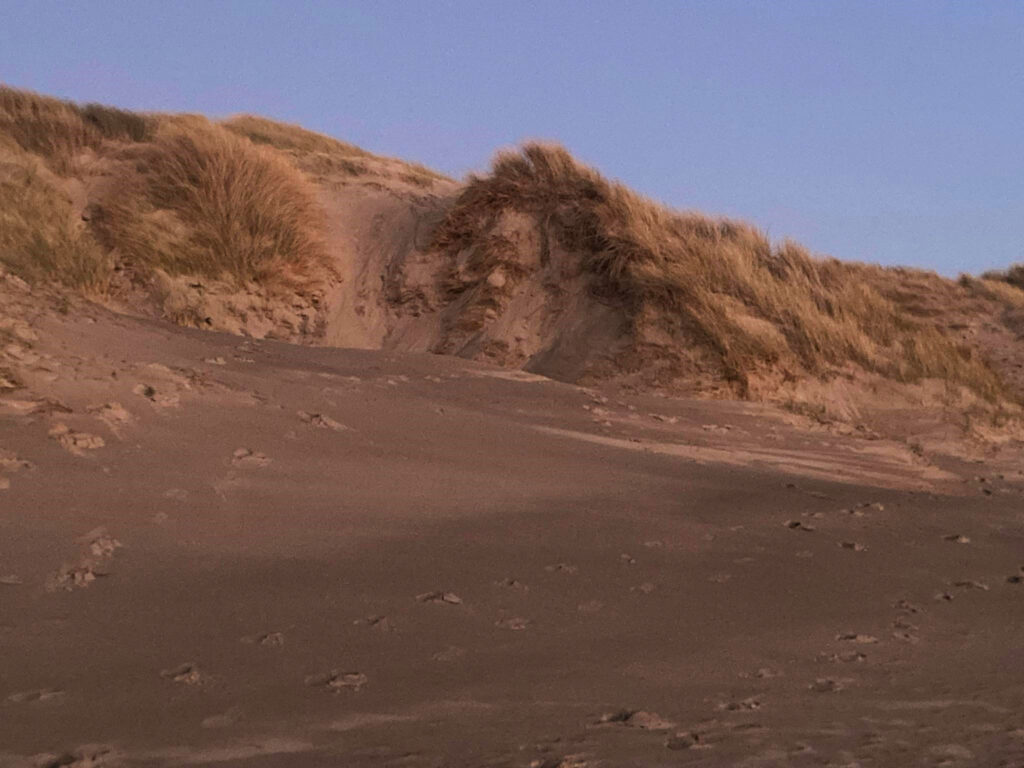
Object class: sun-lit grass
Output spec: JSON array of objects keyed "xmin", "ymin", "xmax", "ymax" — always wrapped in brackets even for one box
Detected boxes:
[
  {"xmin": 92, "ymin": 119, "xmax": 329, "ymax": 287},
  {"xmin": 980, "ymin": 264, "xmax": 1024, "ymax": 292},
  {"xmin": 222, "ymin": 114, "xmax": 451, "ymax": 185},
  {"xmin": 960, "ymin": 273, "xmax": 1024, "ymax": 309},
  {"xmin": 0, "ymin": 85, "xmax": 99, "ymax": 171},
  {"xmin": 0, "ymin": 148, "xmax": 110, "ymax": 291},
  {"xmin": 221, "ymin": 114, "xmax": 371, "ymax": 158},
  {"xmin": 0, "ymin": 85, "xmax": 1014, "ymax": 403},
  {"xmin": 434, "ymin": 142, "xmax": 1003, "ymax": 398}
]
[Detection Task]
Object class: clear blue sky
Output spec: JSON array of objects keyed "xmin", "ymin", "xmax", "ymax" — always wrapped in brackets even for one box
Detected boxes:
[{"xmin": 2, "ymin": 1, "xmax": 1022, "ymax": 275}]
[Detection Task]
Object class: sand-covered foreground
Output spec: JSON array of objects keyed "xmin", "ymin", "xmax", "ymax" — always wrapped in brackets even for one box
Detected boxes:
[{"xmin": 2, "ymin": 275, "xmax": 1024, "ymax": 767}]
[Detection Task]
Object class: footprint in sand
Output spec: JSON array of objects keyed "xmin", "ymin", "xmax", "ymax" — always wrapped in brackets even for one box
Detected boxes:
[
  {"xmin": 0, "ymin": 449, "xmax": 33, "ymax": 473},
  {"xmin": 784, "ymin": 520, "xmax": 815, "ymax": 532},
  {"xmin": 823, "ymin": 651, "xmax": 867, "ymax": 663},
  {"xmin": 0, "ymin": 367, "xmax": 21, "ymax": 393},
  {"xmin": 836, "ymin": 632, "xmax": 879, "ymax": 644},
  {"xmin": 495, "ymin": 616, "xmax": 531, "ymax": 630},
  {"xmin": 46, "ymin": 528, "xmax": 122, "ymax": 591},
  {"xmin": 7, "ymin": 687, "xmax": 66, "ymax": 704},
  {"xmin": 927, "ymin": 744, "xmax": 974, "ymax": 763},
  {"xmin": 598, "ymin": 710, "xmax": 676, "ymax": 730},
  {"xmin": 545, "ymin": 562, "xmax": 578, "ymax": 574},
  {"xmin": 354, "ymin": 615, "xmax": 395, "ymax": 631},
  {"xmin": 416, "ymin": 590, "xmax": 463, "ymax": 605},
  {"xmin": 132, "ymin": 383, "xmax": 180, "ymax": 408},
  {"xmin": 810, "ymin": 677, "xmax": 851, "ymax": 693},
  {"xmin": 943, "ymin": 534, "xmax": 971, "ymax": 544},
  {"xmin": 839, "ymin": 541, "xmax": 867, "ymax": 552},
  {"xmin": 304, "ymin": 670, "xmax": 368, "ymax": 693},
  {"xmin": 87, "ymin": 403, "xmax": 133, "ymax": 436},
  {"xmin": 951, "ymin": 579, "xmax": 989, "ymax": 592},
  {"xmin": 231, "ymin": 448, "xmax": 271, "ymax": 468},
  {"xmin": 494, "ymin": 577, "xmax": 529, "ymax": 592},
  {"xmin": 33, "ymin": 744, "xmax": 115, "ymax": 768},
  {"xmin": 297, "ymin": 411, "xmax": 347, "ymax": 431},
  {"xmin": 241, "ymin": 631, "xmax": 285, "ymax": 647},
  {"xmin": 432, "ymin": 645, "xmax": 465, "ymax": 662},
  {"xmin": 740, "ymin": 667, "xmax": 783, "ymax": 679},
  {"xmin": 842, "ymin": 501, "xmax": 884, "ymax": 517},
  {"xmin": 665, "ymin": 730, "xmax": 710, "ymax": 751},
  {"xmin": 717, "ymin": 698, "xmax": 762, "ymax": 712},
  {"xmin": 160, "ymin": 663, "xmax": 205, "ymax": 686},
  {"xmin": 893, "ymin": 599, "xmax": 922, "ymax": 614},
  {"xmin": 201, "ymin": 707, "xmax": 241, "ymax": 729},
  {"xmin": 48, "ymin": 423, "xmax": 105, "ymax": 456},
  {"xmin": 892, "ymin": 624, "xmax": 920, "ymax": 644},
  {"xmin": 529, "ymin": 757, "xmax": 591, "ymax": 768}
]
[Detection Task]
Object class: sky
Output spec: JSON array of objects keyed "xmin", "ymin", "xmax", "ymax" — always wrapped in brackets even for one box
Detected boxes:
[{"xmin": 2, "ymin": 1, "xmax": 1022, "ymax": 275}]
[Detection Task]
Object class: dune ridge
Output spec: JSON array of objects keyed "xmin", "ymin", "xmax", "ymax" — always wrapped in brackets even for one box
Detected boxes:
[{"xmin": 2, "ymin": 84, "xmax": 1023, "ymax": 433}]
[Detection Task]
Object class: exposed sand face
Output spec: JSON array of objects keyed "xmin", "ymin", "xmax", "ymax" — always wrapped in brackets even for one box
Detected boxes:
[{"xmin": 3, "ymin": 272, "xmax": 1024, "ymax": 767}]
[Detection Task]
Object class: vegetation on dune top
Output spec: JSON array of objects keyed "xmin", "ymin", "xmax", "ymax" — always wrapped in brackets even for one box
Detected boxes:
[
  {"xmin": 91, "ymin": 120, "xmax": 330, "ymax": 286},
  {"xmin": 221, "ymin": 113, "xmax": 451, "ymax": 185},
  {"xmin": 435, "ymin": 143, "xmax": 1008, "ymax": 399},
  {"xmin": 221, "ymin": 114, "xmax": 371, "ymax": 158},
  {"xmin": 0, "ymin": 84, "xmax": 1020, "ymax": 405},
  {"xmin": 0, "ymin": 85, "xmax": 337, "ymax": 289},
  {"xmin": 0, "ymin": 149, "xmax": 111, "ymax": 291},
  {"xmin": 982, "ymin": 264, "xmax": 1024, "ymax": 292},
  {"xmin": 0, "ymin": 85, "xmax": 450, "ymax": 291}
]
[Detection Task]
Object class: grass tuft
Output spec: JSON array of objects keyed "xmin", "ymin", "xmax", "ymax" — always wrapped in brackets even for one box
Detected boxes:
[
  {"xmin": 91, "ymin": 119, "xmax": 329, "ymax": 287},
  {"xmin": 980, "ymin": 264, "xmax": 1024, "ymax": 292},
  {"xmin": 221, "ymin": 114, "xmax": 371, "ymax": 158},
  {"xmin": 0, "ymin": 148, "xmax": 110, "ymax": 291},
  {"xmin": 79, "ymin": 102, "xmax": 154, "ymax": 143}
]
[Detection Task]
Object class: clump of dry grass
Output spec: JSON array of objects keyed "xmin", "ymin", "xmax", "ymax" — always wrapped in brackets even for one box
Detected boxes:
[
  {"xmin": 435, "ymin": 143, "xmax": 1003, "ymax": 399},
  {"xmin": 79, "ymin": 102, "xmax": 154, "ymax": 143},
  {"xmin": 0, "ymin": 86, "xmax": 157, "ymax": 170},
  {"xmin": 92, "ymin": 119, "xmax": 329, "ymax": 287},
  {"xmin": 0, "ymin": 87, "xmax": 332, "ymax": 292},
  {"xmin": 222, "ymin": 114, "xmax": 371, "ymax": 158},
  {"xmin": 222, "ymin": 114, "xmax": 450, "ymax": 185},
  {"xmin": 0, "ymin": 148, "xmax": 110, "ymax": 291},
  {"xmin": 0, "ymin": 86, "xmax": 99, "ymax": 172},
  {"xmin": 980, "ymin": 264, "xmax": 1024, "ymax": 292},
  {"xmin": 959, "ymin": 273, "xmax": 1024, "ymax": 310}
]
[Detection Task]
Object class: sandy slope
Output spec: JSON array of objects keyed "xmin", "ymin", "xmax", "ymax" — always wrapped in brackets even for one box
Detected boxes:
[{"xmin": 2, "ymin": 272, "xmax": 1024, "ymax": 767}]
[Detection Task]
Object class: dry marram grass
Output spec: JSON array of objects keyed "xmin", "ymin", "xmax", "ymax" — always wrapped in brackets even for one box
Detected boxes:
[
  {"xmin": 222, "ymin": 114, "xmax": 450, "ymax": 185},
  {"xmin": 0, "ymin": 148, "xmax": 110, "ymax": 290},
  {"xmin": 434, "ymin": 143, "xmax": 1004, "ymax": 399},
  {"xmin": 92, "ymin": 120, "xmax": 329, "ymax": 286},
  {"xmin": 979, "ymin": 264, "xmax": 1024, "ymax": 293},
  {"xmin": 0, "ymin": 85, "xmax": 1017, "ymax": 405}
]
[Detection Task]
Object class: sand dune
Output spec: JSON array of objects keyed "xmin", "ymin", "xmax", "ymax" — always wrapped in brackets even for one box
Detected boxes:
[
  {"xmin": 3, "ymin": 87, "xmax": 1024, "ymax": 765},
  {"xmin": 3, "ymin": 257, "xmax": 1024, "ymax": 766}
]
